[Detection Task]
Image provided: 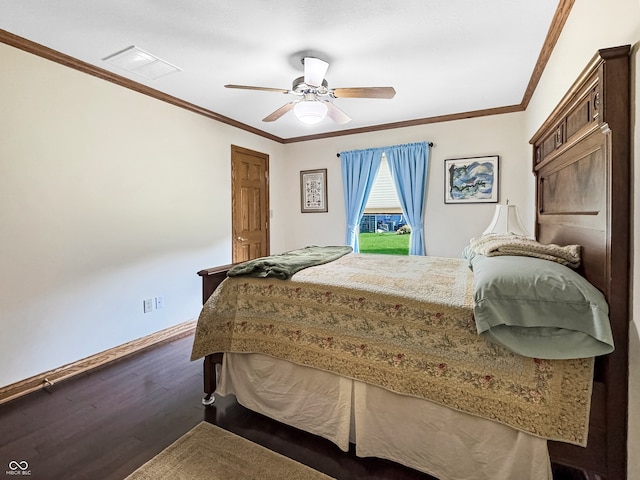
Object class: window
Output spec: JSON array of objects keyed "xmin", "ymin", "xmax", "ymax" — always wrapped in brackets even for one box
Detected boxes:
[
  {"xmin": 359, "ymin": 155, "xmax": 410, "ymax": 255},
  {"xmin": 341, "ymin": 141, "xmax": 429, "ymax": 256}
]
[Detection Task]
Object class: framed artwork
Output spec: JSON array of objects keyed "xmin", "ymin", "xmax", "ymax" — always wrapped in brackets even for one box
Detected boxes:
[
  {"xmin": 444, "ymin": 155, "xmax": 499, "ymax": 204},
  {"xmin": 300, "ymin": 168, "xmax": 328, "ymax": 213}
]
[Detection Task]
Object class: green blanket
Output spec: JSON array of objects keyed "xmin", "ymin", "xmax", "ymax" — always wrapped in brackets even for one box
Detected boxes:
[{"xmin": 227, "ymin": 245, "xmax": 353, "ymax": 280}]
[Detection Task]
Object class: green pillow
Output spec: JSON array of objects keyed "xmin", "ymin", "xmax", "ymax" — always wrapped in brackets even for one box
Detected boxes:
[{"xmin": 471, "ymin": 254, "xmax": 613, "ymax": 359}]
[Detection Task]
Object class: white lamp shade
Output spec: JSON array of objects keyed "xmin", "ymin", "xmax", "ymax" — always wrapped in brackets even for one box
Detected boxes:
[
  {"xmin": 303, "ymin": 57, "xmax": 329, "ymax": 87},
  {"xmin": 483, "ymin": 204, "xmax": 531, "ymax": 237},
  {"xmin": 294, "ymin": 100, "xmax": 328, "ymax": 124}
]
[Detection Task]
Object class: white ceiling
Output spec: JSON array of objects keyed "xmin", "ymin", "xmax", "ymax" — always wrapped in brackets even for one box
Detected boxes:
[{"xmin": 0, "ymin": 0, "xmax": 561, "ymax": 141}]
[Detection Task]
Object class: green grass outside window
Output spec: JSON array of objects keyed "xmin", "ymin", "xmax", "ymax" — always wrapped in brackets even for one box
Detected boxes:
[{"xmin": 359, "ymin": 232, "xmax": 409, "ymax": 255}]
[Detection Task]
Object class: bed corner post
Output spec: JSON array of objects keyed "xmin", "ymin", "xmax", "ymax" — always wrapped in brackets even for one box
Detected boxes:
[
  {"xmin": 202, "ymin": 352, "xmax": 223, "ymax": 406},
  {"xmin": 197, "ymin": 264, "xmax": 235, "ymax": 406}
]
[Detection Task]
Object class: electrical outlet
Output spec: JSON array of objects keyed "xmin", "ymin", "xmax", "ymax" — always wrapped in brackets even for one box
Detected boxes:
[
  {"xmin": 143, "ymin": 298, "xmax": 153, "ymax": 313},
  {"xmin": 155, "ymin": 296, "xmax": 164, "ymax": 309}
]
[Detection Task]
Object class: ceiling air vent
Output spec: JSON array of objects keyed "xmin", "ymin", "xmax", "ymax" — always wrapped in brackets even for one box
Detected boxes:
[{"xmin": 103, "ymin": 46, "xmax": 181, "ymax": 80}]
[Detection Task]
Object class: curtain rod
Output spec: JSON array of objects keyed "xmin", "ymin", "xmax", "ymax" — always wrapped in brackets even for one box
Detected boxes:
[{"xmin": 336, "ymin": 142, "xmax": 433, "ymax": 157}]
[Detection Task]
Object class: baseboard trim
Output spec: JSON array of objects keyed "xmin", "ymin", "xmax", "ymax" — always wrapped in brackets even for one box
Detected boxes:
[{"xmin": 0, "ymin": 319, "xmax": 197, "ymax": 405}]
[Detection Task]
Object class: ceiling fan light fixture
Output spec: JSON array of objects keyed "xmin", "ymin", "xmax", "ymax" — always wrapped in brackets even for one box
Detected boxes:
[
  {"xmin": 226, "ymin": 56, "xmax": 394, "ymax": 125},
  {"xmin": 293, "ymin": 100, "xmax": 328, "ymax": 124}
]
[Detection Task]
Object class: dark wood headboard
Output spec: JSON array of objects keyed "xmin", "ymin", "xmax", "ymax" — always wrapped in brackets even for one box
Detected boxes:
[{"xmin": 530, "ymin": 45, "xmax": 630, "ymax": 480}]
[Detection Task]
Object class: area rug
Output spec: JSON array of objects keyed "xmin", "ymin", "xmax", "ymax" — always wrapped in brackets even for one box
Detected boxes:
[{"xmin": 125, "ymin": 422, "xmax": 335, "ymax": 480}]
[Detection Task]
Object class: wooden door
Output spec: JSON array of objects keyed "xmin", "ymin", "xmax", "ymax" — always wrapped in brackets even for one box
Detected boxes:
[{"xmin": 231, "ymin": 145, "xmax": 270, "ymax": 262}]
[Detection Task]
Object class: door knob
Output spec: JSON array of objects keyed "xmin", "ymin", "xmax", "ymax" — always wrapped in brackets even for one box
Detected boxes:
[{"xmin": 237, "ymin": 236, "xmax": 248, "ymax": 241}]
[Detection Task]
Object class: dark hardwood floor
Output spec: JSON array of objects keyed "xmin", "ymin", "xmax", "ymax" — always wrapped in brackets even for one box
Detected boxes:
[{"xmin": 0, "ymin": 335, "xmax": 587, "ymax": 480}]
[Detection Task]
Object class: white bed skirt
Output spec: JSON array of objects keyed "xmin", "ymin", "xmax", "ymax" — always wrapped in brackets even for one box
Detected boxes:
[{"xmin": 217, "ymin": 352, "xmax": 552, "ymax": 480}]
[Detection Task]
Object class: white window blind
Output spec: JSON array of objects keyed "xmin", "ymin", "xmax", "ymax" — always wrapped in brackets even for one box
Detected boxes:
[{"xmin": 365, "ymin": 155, "xmax": 402, "ymax": 212}]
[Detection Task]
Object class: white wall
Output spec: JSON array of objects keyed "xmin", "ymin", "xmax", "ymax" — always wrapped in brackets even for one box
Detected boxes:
[
  {"xmin": 523, "ymin": 0, "xmax": 639, "ymax": 477},
  {"xmin": 279, "ymin": 112, "xmax": 531, "ymax": 258},
  {"xmin": 0, "ymin": 42, "xmax": 285, "ymax": 387}
]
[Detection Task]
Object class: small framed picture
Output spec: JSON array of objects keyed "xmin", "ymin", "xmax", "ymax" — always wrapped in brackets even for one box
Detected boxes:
[
  {"xmin": 300, "ymin": 168, "xmax": 328, "ymax": 213},
  {"xmin": 444, "ymin": 155, "xmax": 499, "ymax": 204}
]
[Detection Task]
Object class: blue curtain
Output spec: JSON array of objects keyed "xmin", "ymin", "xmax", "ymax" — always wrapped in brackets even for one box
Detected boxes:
[
  {"xmin": 386, "ymin": 142, "xmax": 430, "ymax": 255},
  {"xmin": 340, "ymin": 148, "xmax": 383, "ymax": 252}
]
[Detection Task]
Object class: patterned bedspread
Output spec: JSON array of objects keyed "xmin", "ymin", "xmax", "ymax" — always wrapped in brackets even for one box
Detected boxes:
[{"xmin": 191, "ymin": 253, "xmax": 593, "ymax": 446}]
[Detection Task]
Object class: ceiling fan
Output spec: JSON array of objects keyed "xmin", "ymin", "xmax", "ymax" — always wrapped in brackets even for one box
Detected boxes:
[{"xmin": 224, "ymin": 57, "xmax": 396, "ymax": 125}]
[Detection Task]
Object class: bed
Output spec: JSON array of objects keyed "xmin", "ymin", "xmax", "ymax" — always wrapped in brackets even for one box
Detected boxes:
[{"xmin": 193, "ymin": 45, "xmax": 630, "ymax": 480}]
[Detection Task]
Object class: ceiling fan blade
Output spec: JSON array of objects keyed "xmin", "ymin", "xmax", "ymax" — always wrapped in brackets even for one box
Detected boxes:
[
  {"xmin": 225, "ymin": 84, "xmax": 290, "ymax": 94},
  {"xmin": 331, "ymin": 87, "xmax": 396, "ymax": 99},
  {"xmin": 262, "ymin": 102, "xmax": 295, "ymax": 122},
  {"xmin": 303, "ymin": 57, "xmax": 329, "ymax": 87},
  {"xmin": 323, "ymin": 101, "xmax": 351, "ymax": 125}
]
